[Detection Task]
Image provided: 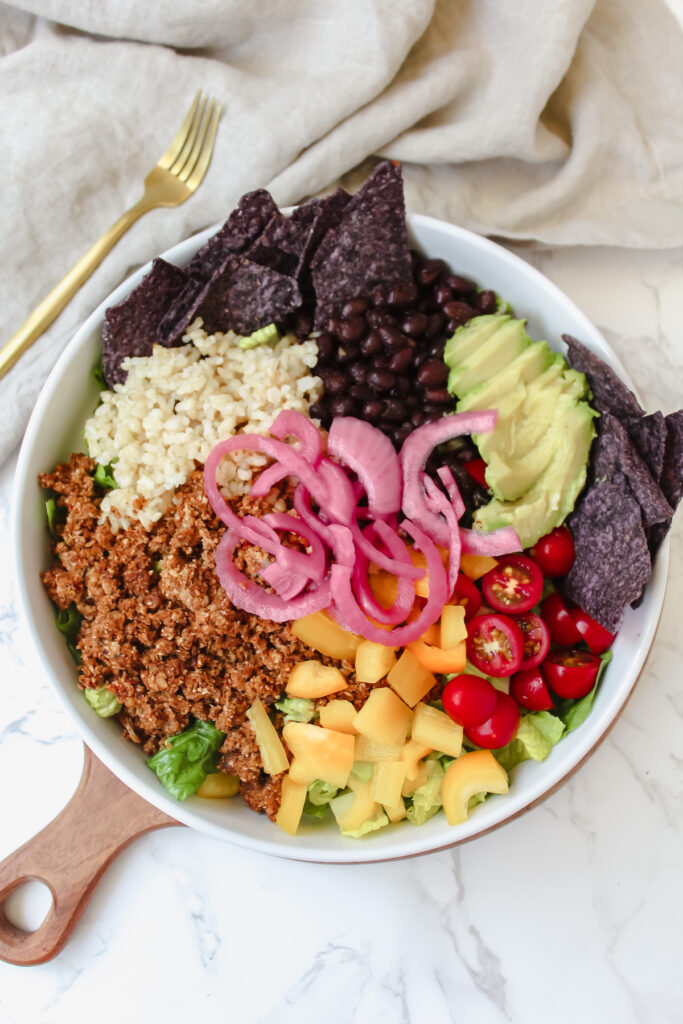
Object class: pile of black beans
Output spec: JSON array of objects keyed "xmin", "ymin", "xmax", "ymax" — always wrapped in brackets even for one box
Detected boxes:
[{"xmin": 308, "ymin": 251, "xmax": 495, "ymax": 520}]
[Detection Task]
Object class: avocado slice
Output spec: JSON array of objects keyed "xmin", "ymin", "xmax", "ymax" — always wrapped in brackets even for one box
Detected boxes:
[
  {"xmin": 447, "ymin": 318, "xmax": 530, "ymax": 397},
  {"xmin": 474, "ymin": 401, "xmax": 597, "ymax": 546},
  {"xmin": 455, "ymin": 340, "xmax": 554, "ymax": 415},
  {"xmin": 444, "ymin": 314, "xmax": 510, "ymax": 370}
]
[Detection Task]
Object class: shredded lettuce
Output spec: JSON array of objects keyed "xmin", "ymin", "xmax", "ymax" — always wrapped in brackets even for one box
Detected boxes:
[
  {"xmin": 350, "ymin": 761, "xmax": 374, "ymax": 783},
  {"xmin": 93, "ymin": 357, "xmax": 106, "ymax": 389},
  {"xmin": 147, "ymin": 719, "xmax": 225, "ymax": 800},
  {"xmin": 84, "ymin": 686, "xmax": 122, "ymax": 718},
  {"xmin": 274, "ymin": 696, "xmax": 316, "ymax": 723},
  {"xmin": 340, "ymin": 807, "xmax": 389, "ymax": 838},
  {"xmin": 406, "ymin": 758, "xmax": 445, "ymax": 826},
  {"xmin": 45, "ymin": 497, "xmax": 58, "ymax": 539},
  {"xmin": 304, "ymin": 779, "xmax": 339, "ymax": 819},
  {"xmin": 237, "ymin": 323, "xmax": 280, "ymax": 349},
  {"xmin": 93, "ymin": 461, "xmax": 118, "ymax": 491},
  {"xmin": 468, "ymin": 791, "xmax": 488, "ymax": 810},
  {"xmin": 55, "ymin": 604, "xmax": 83, "ymax": 664},
  {"xmin": 559, "ymin": 650, "xmax": 613, "ymax": 732},
  {"xmin": 493, "ymin": 711, "xmax": 566, "ymax": 772}
]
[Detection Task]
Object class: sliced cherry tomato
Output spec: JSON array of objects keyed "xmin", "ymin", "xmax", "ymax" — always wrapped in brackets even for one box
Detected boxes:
[
  {"xmin": 452, "ymin": 572, "xmax": 482, "ymax": 621},
  {"xmin": 510, "ymin": 668, "xmax": 554, "ymax": 711},
  {"xmin": 541, "ymin": 649, "xmax": 601, "ymax": 699},
  {"xmin": 540, "ymin": 592, "xmax": 582, "ymax": 646},
  {"xmin": 514, "ymin": 612, "xmax": 550, "ymax": 671},
  {"xmin": 480, "ymin": 554, "xmax": 543, "ymax": 614},
  {"xmin": 464, "ymin": 458, "xmax": 489, "ymax": 489},
  {"xmin": 528, "ymin": 526, "xmax": 575, "ymax": 577},
  {"xmin": 466, "ymin": 613, "xmax": 524, "ymax": 677},
  {"xmin": 442, "ymin": 673, "xmax": 498, "ymax": 728},
  {"xmin": 464, "ymin": 691, "xmax": 521, "ymax": 749},
  {"xmin": 569, "ymin": 607, "xmax": 616, "ymax": 654}
]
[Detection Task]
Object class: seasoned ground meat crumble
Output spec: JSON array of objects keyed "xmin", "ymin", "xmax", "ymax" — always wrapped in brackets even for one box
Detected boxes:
[{"xmin": 40, "ymin": 453, "xmax": 369, "ymax": 819}]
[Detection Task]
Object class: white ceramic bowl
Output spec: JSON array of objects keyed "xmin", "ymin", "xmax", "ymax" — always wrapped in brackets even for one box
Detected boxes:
[{"xmin": 12, "ymin": 214, "xmax": 669, "ymax": 863}]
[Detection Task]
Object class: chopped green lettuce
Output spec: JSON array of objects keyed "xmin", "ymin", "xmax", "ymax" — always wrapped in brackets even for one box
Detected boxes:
[
  {"xmin": 237, "ymin": 323, "xmax": 280, "ymax": 349},
  {"xmin": 147, "ymin": 719, "xmax": 225, "ymax": 800},
  {"xmin": 93, "ymin": 461, "xmax": 118, "ymax": 490},
  {"xmin": 304, "ymin": 779, "xmax": 339, "ymax": 819},
  {"xmin": 340, "ymin": 807, "xmax": 389, "ymax": 838},
  {"xmin": 274, "ymin": 696, "xmax": 316, "ymax": 723},
  {"xmin": 84, "ymin": 686, "xmax": 122, "ymax": 718},
  {"xmin": 468, "ymin": 791, "xmax": 488, "ymax": 810},
  {"xmin": 406, "ymin": 758, "xmax": 445, "ymax": 826},
  {"xmin": 559, "ymin": 650, "xmax": 613, "ymax": 732},
  {"xmin": 55, "ymin": 604, "xmax": 83, "ymax": 664},
  {"xmin": 493, "ymin": 711, "xmax": 566, "ymax": 772},
  {"xmin": 93, "ymin": 356, "xmax": 106, "ymax": 389},
  {"xmin": 350, "ymin": 761, "xmax": 374, "ymax": 783},
  {"xmin": 45, "ymin": 497, "xmax": 57, "ymax": 539}
]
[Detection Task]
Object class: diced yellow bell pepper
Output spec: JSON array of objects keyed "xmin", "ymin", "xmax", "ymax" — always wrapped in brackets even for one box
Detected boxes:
[
  {"xmin": 353, "ymin": 687, "xmax": 412, "ymax": 746},
  {"xmin": 331, "ymin": 776, "xmax": 378, "ymax": 831},
  {"xmin": 406, "ymin": 639, "xmax": 466, "ymax": 675},
  {"xmin": 387, "ymin": 648, "xmax": 436, "ymax": 707},
  {"xmin": 284, "ymin": 721, "xmax": 355, "ymax": 789},
  {"xmin": 440, "ymin": 603, "xmax": 467, "ymax": 649},
  {"xmin": 291, "ymin": 611, "xmax": 362, "ymax": 660},
  {"xmin": 384, "ymin": 797, "xmax": 407, "ymax": 823},
  {"xmin": 371, "ymin": 761, "xmax": 407, "ymax": 807},
  {"xmin": 459, "ymin": 553, "xmax": 498, "ymax": 581},
  {"xmin": 411, "ymin": 702, "xmax": 463, "ymax": 759},
  {"xmin": 401, "ymin": 737, "xmax": 433, "ymax": 779},
  {"xmin": 286, "ymin": 660, "xmax": 347, "ymax": 698},
  {"xmin": 246, "ymin": 698, "xmax": 289, "ymax": 775},
  {"xmin": 318, "ymin": 699, "xmax": 358, "ymax": 734},
  {"xmin": 275, "ymin": 775, "xmax": 308, "ymax": 836},
  {"xmin": 355, "ymin": 639, "xmax": 398, "ymax": 684},
  {"xmin": 401, "ymin": 760, "xmax": 430, "ymax": 796},
  {"xmin": 196, "ymin": 772, "xmax": 240, "ymax": 799},
  {"xmin": 441, "ymin": 750, "xmax": 508, "ymax": 826},
  {"xmin": 354, "ymin": 734, "xmax": 404, "ymax": 762}
]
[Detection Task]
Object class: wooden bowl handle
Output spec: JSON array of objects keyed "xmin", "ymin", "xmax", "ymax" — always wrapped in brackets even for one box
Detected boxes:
[{"xmin": 0, "ymin": 745, "xmax": 180, "ymax": 965}]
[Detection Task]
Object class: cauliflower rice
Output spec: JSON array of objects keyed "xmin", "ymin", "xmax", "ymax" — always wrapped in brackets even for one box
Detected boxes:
[{"xmin": 84, "ymin": 319, "xmax": 322, "ymax": 529}]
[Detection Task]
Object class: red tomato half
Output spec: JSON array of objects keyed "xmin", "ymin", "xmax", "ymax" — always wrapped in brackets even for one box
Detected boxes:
[
  {"xmin": 542, "ymin": 649, "xmax": 601, "ymax": 699},
  {"xmin": 464, "ymin": 691, "xmax": 521, "ymax": 749},
  {"xmin": 514, "ymin": 612, "xmax": 550, "ymax": 671},
  {"xmin": 529, "ymin": 526, "xmax": 575, "ymax": 577},
  {"xmin": 466, "ymin": 613, "xmax": 524, "ymax": 677},
  {"xmin": 464, "ymin": 458, "xmax": 489, "ymax": 489},
  {"xmin": 570, "ymin": 607, "xmax": 616, "ymax": 654},
  {"xmin": 442, "ymin": 674, "xmax": 498, "ymax": 728},
  {"xmin": 510, "ymin": 668, "xmax": 554, "ymax": 711},
  {"xmin": 540, "ymin": 592, "xmax": 582, "ymax": 646},
  {"xmin": 480, "ymin": 554, "xmax": 543, "ymax": 614},
  {"xmin": 452, "ymin": 572, "xmax": 482, "ymax": 621}
]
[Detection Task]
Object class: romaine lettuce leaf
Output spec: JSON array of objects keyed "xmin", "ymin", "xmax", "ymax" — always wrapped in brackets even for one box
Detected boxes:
[
  {"xmin": 84, "ymin": 686, "xmax": 122, "ymax": 718},
  {"xmin": 559, "ymin": 650, "xmax": 613, "ymax": 732},
  {"xmin": 274, "ymin": 696, "xmax": 316, "ymax": 723},
  {"xmin": 406, "ymin": 758, "xmax": 445, "ymax": 826},
  {"xmin": 304, "ymin": 779, "xmax": 339, "ymax": 819},
  {"xmin": 493, "ymin": 711, "xmax": 566, "ymax": 772},
  {"xmin": 350, "ymin": 761, "xmax": 374, "ymax": 783},
  {"xmin": 147, "ymin": 719, "xmax": 225, "ymax": 800},
  {"xmin": 93, "ymin": 461, "xmax": 118, "ymax": 491},
  {"xmin": 340, "ymin": 807, "xmax": 389, "ymax": 838}
]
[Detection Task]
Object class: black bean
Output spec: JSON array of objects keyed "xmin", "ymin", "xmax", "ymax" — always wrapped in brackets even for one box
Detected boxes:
[
  {"xmin": 308, "ymin": 400, "xmax": 327, "ymax": 421},
  {"xmin": 329, "ymin": 395, "xmax": 357, "ymax": 418},
  {"xmin": 411, "ymin": 409, "xmax": 425, "ymax": 427},
  {"xmin": 401, "ymin": 311, "xmax": 429, "ymax": 337},
  {"xmin": 348, "ymin": 362, "xmax": 367, "ymax": 382},
  {"xmin": 417, "ymin": 359, "xmax": 449, "ymax": 388},
  {"xmin": 326, "ymin": 316, "xmax": 345, "ymax": 338},
  {"xmin": 367, "ymin": 368, "xmax": 396, "ymax": 392},
  {"xmin": 428, "ymin": 338, "xmax": 446, "ymax": 357},
  {"xmin": 434, "ymin": 284, "xmax": 454, "ymax": 308},
  {"xmin": 476, "ymin": 290, "xmax": 497, "ymax": 314},
  {"xmin": 360, "ymin": 331, "xmax": 383, "ymax": 356},
  {"xmin": 324, "ymin": 371, "xmax": 349, "ymax": 395},
  {"xmin": 371, "ymin": 285, "xmax": 389, "ymax": 307},
  {"xmin": 367, "ymin": 307, "xmax": 398, "ymax": 330},
  {"xmin": 413, "ymin": 349, "xmax": 430, "ymax": 369},
  {"xmin": 445, "ymin": 274, "xmax": 476, "ymax": 296},
  {"xmin": 338, "ymin": 316, "xmax": 366, "ymax": 343},
  {"xmin": 389, "ymin": 348, "xmax": 414, "ymax": 372},
  {"xmin": 443, "ymin": 300, "xmax": 474, "ymax": 325},
  {"xmin": 362, "ymin": 400, "xmax": 385, "ymax": 423},
  {"xmin": 377, "ymin": 326, "xmax": 410, "ymax": 351},
  {"xmin": 392, "ymin": 424, "xmax": 413, "ymax": 447},
  {"xmin": 342, "ymin": 297, "xmax": 369, "ymax": 317},
  {"xmin": 293, "ymin": 310, "xmax": 313, "ymax": 338},
  {"xmin": 405, "ymin": 394, "xmax": 419, "ymax": 410},
  {"xmin": 417, "ymin": 258, "xmax": 446, "ymax": 288},
  {"xmin": 424, "ymin": 388, "xmax": 452, "ymax": 405},
  {"xmin": 386, "ymin": 282, "xmax": 418, "ymax": 308},
  {"xmin": 372, "ymin": 354, "xmax": 390, "ymax": 369},
  {"xmin": 315, "ymin": 332, "xmax": 335, "ymax": 364},
  {"xmin": 425, "ymin": 312, "xmax": 445, "ymax": 338},
  {"xmin": 393, "ymin": 378, "xmax": 412, "ymax": 397},
  {"xmin": 335, "ymin": 343, "xmax": 359, "ymax": 365},
  {"xmin": 349, "ymin": 384, "xmax": 374, "ymax": 402},
  {"xmin": 381, "ymin": 399, "xmax": 407, "ymax": 423}
]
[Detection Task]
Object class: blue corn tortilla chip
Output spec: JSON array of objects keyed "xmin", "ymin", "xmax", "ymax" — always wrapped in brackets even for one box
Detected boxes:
[
  {"xmin": 649, "ymin": 410, "xmax": 683, "ymax": 557},
  {"xmin": 247, "ymin": 207, "xmax": 319, "ymax": 280},
  {"xmin": 561, "ymin": 477, "xmax": 652, "ymax": 633},
  {"xmin": 195, "ymin": 255, "xmax": 302, "ymax": 337},
  {"xmin": 102, "ymin": 258, "xmax": 188, "ymax": 387},
  {"xmin": 158, "ymin": 190, "xmax": 279, "ymax": 345},
  {"xmin": 563, "ymin": 334, "xmax": 644, "ymax": 419},
  {"xmin": 591, "ymin": 413, "xmax": 672, "ymax": 529},
  {"xmin": 623, "ymin": 411, "xmax": 667, "ymax": 482},
  {"xmin": 310, "ymin": 161, "xmax": 412, "ymax": 328}
]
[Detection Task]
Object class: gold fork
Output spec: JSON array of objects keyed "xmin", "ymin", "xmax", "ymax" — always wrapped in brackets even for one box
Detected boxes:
[{"xmin": 0, "ymin": 91, "xmax": 221, "ymax": 382}]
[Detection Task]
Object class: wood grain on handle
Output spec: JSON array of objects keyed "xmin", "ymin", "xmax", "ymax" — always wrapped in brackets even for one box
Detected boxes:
[{"xmin": 0, "ymin": 745, "xmax": 180, "ymax": 966}]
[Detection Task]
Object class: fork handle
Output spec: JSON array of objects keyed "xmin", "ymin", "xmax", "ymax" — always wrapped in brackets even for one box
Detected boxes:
[{"xmin": 0, "ymin": 196, "xmax": 153, "ymax": 382}]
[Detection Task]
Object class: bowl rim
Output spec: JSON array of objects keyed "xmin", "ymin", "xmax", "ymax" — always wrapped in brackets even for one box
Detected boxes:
[{"xmin": 12, "ymin": 212, "xmax": 669, "ymax": 863}]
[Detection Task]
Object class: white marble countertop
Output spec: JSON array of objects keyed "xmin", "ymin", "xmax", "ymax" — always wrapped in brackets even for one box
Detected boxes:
[{"xmin": 1, "ymin": 241, "xmax": 682, "ymax": 1023}]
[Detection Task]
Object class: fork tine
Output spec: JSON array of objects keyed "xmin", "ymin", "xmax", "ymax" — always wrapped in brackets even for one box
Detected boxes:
[
  {"xmin": 157, "ymin": 92, "xmax": 202, "ymax": 171},
  {"xmin": 185, "ymin": 102, "xmax": 222, "ymax": 190},
  {"xmin": 169, "ymin": 93, "xmax": 207, "ymax": 176},
  {"xmin": 179, "ymin": 99, "xmax": 220, "ymax": 186}
]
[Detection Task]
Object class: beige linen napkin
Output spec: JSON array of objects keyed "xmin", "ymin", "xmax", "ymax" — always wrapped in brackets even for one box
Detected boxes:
[{"xmin": 1, "ymin": 0, "xmax": 682, "ymax": 465}]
